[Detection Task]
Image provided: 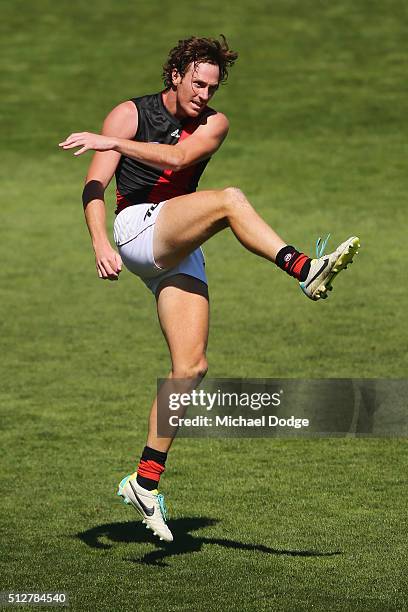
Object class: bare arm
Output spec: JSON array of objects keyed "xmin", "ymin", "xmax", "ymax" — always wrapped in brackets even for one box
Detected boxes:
[
  {"xmin": 79, "ymin": 101, "xmax": 137, "ymax": 280},
  {"xmin": 59, "ymin": 111, "xmax": 229, "ymax": 172}
]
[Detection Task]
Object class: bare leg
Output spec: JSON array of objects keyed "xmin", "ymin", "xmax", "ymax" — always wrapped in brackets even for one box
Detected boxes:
[
  {"xmin": 153, "ymin": 187, "xmax": 286, "ymax": 269},
  {"xmin": 146, "ymin": 275, "xmax": 209, "ymax": 453}
]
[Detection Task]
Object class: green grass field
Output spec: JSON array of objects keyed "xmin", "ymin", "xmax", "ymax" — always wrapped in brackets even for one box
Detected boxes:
[{"xmin": 1, "ymin": 1, "xmax": 407, "ymax": 610}]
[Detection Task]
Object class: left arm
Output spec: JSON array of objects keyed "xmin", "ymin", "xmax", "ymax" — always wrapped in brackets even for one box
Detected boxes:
[{"xmin": 59, "ymin": 112, "xmax": 229, "ymax": 171}]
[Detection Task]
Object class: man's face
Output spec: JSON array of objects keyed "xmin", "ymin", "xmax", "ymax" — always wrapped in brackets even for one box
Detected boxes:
[{"xmin": 172, "ymin": 62, "xmax": 220, "ymax": 118}]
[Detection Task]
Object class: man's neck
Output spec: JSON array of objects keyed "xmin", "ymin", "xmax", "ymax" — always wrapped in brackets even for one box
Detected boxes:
[{"xmin": 161, "ymin": 89, "xmax": 188, "ymax": 121}]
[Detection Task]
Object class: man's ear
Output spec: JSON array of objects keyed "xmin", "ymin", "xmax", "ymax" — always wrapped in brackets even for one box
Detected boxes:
[{"xmin": 171, "ymin": 68, "xmax": 182, "ymax": 88}]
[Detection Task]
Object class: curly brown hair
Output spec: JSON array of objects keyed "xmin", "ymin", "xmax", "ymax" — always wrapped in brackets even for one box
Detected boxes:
[{"xmin": 162, "ymin": 35, "xmax": 238, "ymax": 89}]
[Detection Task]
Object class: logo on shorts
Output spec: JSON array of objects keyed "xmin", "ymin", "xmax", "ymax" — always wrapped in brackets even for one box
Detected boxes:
[
  {"xmin": 171, "ymin": 129, "xmax": 181, "ymax": 139},
  {"xmin": 144, "ymin": 203, "xmax": 160, "ymax": 221},
  {"xmin": 284, "ymin": 253, "xmax": 293, "ymax": 262}
]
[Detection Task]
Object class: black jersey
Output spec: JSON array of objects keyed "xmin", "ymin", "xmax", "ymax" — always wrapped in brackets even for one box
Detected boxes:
[{"xmin": 115, "ymin": 92, "xmax": 214, "ymax": 214}]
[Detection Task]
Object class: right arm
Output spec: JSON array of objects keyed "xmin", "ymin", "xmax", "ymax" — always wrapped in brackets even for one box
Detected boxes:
[{"xmin": 82, "ymin": 101, "xmax": 137, "ymax": 280}]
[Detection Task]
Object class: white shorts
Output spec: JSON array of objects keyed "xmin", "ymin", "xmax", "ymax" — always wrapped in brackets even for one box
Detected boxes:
[{"xmin": 113, "ymin": 202, "xmax": 207, "ymax": 295}]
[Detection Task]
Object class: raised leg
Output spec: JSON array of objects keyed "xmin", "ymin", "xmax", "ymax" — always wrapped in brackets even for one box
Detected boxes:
[{"xmin": 153, "ymin": 187, "xmax": 286, "ymax": 269}]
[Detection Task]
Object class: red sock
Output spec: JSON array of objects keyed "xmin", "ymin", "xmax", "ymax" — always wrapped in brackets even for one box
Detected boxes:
[
  {"xmin": 136, "ymin": 446, "xmax": 167, "ymax": 490},
  {"xmin": 276, "ymin": 246, "xmax": 311, "ymax": 281}
]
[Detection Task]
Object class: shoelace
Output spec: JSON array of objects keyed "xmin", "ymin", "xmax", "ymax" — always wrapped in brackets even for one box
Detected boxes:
[
  {"xmin": 156, "ymin": 493, "xmax": 168, "ymax": 521},
  {"xmin": 316, "ymin": 233, "xmax": 331, "ymax": 258}
]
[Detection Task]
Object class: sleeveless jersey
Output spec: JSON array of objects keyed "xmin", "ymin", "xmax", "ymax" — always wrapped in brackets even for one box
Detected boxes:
[{"xmin": 115, "ymin": 92, "xmax": 214, "ymax": 214}]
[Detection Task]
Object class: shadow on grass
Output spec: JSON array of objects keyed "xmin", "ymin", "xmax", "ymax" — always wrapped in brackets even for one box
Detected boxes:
[{"xmin": 76, "ymin": 518, "xmax": 341, "ymax": 567}]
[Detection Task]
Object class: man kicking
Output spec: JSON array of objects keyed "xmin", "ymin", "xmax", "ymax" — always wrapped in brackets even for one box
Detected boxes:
[{"xmin": 60, "ymin": 35, "xmax": 360, "ymax": 543}]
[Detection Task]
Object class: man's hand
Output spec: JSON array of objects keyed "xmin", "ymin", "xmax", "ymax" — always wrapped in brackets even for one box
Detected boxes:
[
  {"xmin": 94, "ymin": 241, "xmax": 123, "ymax": 280},
  {"xmin": 59, "ymin": 132, "xmax": 118, "ymax": 156}
]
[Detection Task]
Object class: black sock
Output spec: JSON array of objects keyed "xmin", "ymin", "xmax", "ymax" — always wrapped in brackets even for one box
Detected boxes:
[
  {"xmin": 136, "ymin": 446, "xmax": 168, "ymax": 491},
  {"xmin": 276, "ymin": 246, "xmax": 311, "ymax": 281}
]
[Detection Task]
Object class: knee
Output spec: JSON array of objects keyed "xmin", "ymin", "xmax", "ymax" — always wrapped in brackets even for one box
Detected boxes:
[
  {"xmin": 221, "ymin": 187, "xmax": 249, "ymax": 214},
  {"xmin": 172, "ymin": 356, "xmax": 208, "ymax": 380}
]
